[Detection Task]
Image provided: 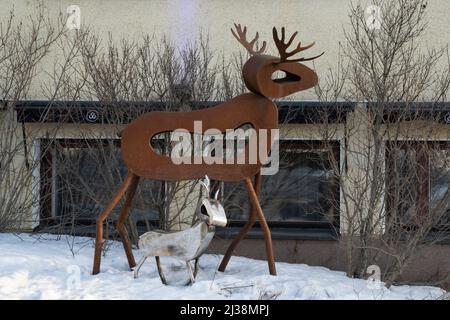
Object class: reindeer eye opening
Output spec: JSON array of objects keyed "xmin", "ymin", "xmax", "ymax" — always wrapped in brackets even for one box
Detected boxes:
[
  {"xmin": 201, "ymin": 205, "xmax": 209, "ymax": 217},
  {"xmin": 271, "ymin": 70, "xmax": 301, "ymax": 83}
]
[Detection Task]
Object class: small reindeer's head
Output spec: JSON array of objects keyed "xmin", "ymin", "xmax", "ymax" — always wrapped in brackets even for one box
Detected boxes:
[{"xmin": 232, "ymin": 24, "xmax": 324, "ymax": 98}]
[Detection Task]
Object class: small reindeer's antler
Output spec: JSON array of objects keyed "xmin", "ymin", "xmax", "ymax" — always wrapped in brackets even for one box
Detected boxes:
[
  {"xmin": 231, "ymin": 23, "xmax": 267, "ymax": 55},
  {"xmin": 272, "ymin": 27, "xmax": 324, "ymax": 63}
]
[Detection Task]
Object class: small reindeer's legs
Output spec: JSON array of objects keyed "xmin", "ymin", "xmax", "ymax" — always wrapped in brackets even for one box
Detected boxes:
[
  {"xmin": 117, "ymin": 175, "xmax": 140, "ymax": 269},
  {"xmin": 153, "ymin": 257, "xmax": 200, "ymax": 286},
  {"xmin": 219, "ymin": 172, "xmax": 261, "ymax": 272},
  {"xmin": 186, "ymin": 261, "xmax": 196, "ymax": 284},
  {"xmin": 133, "ymin": 256, "xmax": 147, "ymax": 279},
  {"xmin": 92, "ymin": 171, "xmax": 135, "ymax": 275},
  {"xmin": 193, "ymin": 257, "xmax": 200, "ymax": 278},
  {"xmin": 244, "ymin": 177, "xmax": 276, "ymax": 275},
  {"xmin": 155, "ymin": 256, "xmax": 168, "ymax": 285}
]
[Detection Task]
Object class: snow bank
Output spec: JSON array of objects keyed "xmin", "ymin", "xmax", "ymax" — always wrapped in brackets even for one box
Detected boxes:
[{"xmin": 0, "ymin": 233, "xmax": 446, "ymax": 300}]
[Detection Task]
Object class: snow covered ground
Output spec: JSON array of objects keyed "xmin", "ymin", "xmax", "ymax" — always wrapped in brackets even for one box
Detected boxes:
[{"xmin": 0, "ymin": 233, "xmax": 447, "ymax": 300}]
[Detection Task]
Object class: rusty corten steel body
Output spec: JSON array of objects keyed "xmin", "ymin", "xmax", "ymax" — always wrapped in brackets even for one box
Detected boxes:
[
  {"xmin": 121, "ymin": 93, "xmax": 278, "ymax": 181},
  {"xmin": 92, "ymin": 24, "xmax": 323, "ymax": 276}
]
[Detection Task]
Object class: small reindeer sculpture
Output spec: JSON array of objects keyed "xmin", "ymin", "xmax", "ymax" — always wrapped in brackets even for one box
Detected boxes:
[
  {"xmin": 92, "ymin": 24, "xmax": 322, "ymax": 276},
  {"xmin": 134, "ymin": 176, "xmax": 227, "ymax": 284}
]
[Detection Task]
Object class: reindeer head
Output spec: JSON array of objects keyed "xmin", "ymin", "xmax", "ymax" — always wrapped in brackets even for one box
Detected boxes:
[{"xmin": 232, "ymin": 24, "xmax": 324, "ymax": 98}]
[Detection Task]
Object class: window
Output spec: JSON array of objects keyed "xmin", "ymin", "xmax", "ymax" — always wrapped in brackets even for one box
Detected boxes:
[
  {"xmin": 222, "ymin": 140, "xmax": 340, "ymax": 239},
  {"xmin": 39, "ymin": 138, "xmax": 341, "ymax": 239},
  {"xmin": 39, "ymin": 139, "xmax": 162, "ymax": 233},
  {"xmin": 386, "ymin": 141, "xmax": 450, "ymax": 233}
]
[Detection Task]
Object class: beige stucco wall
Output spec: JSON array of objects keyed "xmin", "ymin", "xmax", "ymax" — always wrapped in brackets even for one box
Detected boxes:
[{"xmin": 0, "ymin": 0, "xmax": 449, "ymax": 100}]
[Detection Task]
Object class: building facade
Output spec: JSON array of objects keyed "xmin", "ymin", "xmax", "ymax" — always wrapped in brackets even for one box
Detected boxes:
[{"xmin": 0, "ymin": 0, "xmax": 449, "ymax": 288}]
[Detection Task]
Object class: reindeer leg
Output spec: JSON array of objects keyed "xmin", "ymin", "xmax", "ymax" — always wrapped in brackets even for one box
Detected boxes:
[
  {"xmin": 244, "ymin": 177, "xmax": 276, "ymax": 275},
  {"xmin": 193, "ymin": 257, "xmax": 200, "ymax": 278},
  {"xmin": 155, "ymin": 256, "xmax": 168, "ymax": 285},
  {"xmin": 93, "ymin": 171, "xmax": 135, "ymax": 275},
  {"xmin": 186, "ymin": 260, "xmax": 196, "ymax": 285},
  {"xmin": 133, "ymin": 256, "xmax": 147, "ymax": 279},
  {"xmin": 219, "ymin": 172, "xmax": 261, "ymax": 272},
  {"xmin": 117, "ymin": 174, "xmax": 140, "ymax": 269}
]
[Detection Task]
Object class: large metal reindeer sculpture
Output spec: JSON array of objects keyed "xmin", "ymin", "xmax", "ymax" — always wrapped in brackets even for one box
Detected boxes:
[{"xmin": 92, "ymin": 24, "xmax": 322, "ymax": 276}]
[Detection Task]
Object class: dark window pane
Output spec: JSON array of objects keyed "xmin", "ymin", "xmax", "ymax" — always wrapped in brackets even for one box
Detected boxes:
[
  {"xmin": 224, "ymin": 141, "xmax": 338, "ymax": 225},
  {"xmin": 389, "ymin": 148, "xmax": 420, "ymax": 223},
  {"xmin": 387, "ymin": 142, "xmax": 450, "ymax": 231},
  {"xmin": 53, "ymin": 140, "xmax": 161, "ymax": 222},
  {"xmin": 430, "ymin": 148, "xmax": 450, "ymax": 228}
]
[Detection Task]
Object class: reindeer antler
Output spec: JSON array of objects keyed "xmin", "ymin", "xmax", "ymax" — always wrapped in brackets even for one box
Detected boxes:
[
  {"xmin": 231, "ymin": 23, "xmax": 267, "ymax": 55},
  {"xmin": 272, "ymin": 27, "xmax": 324, "ymax": 63}
]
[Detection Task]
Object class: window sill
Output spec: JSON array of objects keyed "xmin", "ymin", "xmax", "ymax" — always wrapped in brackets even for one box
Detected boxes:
[{"xmin": 215, "ymin": 226, "xmax": 339, "ymax": 241}]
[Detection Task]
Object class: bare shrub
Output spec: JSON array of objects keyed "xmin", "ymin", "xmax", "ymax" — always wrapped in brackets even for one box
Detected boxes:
[{"xmin": 0, "ymin": 4, "xmax": 65, "ymax": 231}]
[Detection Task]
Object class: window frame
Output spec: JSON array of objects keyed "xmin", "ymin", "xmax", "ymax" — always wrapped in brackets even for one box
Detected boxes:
[
  {"xmin": 39, "ymin": 138, "xmax": 125, "ymax": 229},
  {"xmin": 217, "ymin": 139, "xmax": 341, "ymax": 240},
  {"xmin": 39, "ymin": 138, "xmax": 341, "ymax": 240},
  {"xmin": 385, "ymin": 140, "xmax": 450, "ymax": 232}
]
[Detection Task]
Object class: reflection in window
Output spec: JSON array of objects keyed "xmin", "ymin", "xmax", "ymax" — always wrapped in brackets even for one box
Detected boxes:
[
  {"xmin": 224, "ymin": 141, "xmax": 339, "ymax": 227},
  {"xmin": 389, "ymin": 148, "xmax": 421, "ymax": 223},
  {"xmin": 387, "ymin": 142, "xmax": 450, "ymax": 231},
  {"xmin": 44, "ymin": 140, "xmax": 161, "ymax": 226},
  {"xmin": 430, "ymin": 148, "xmax": 450, "ymax": 228}
]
